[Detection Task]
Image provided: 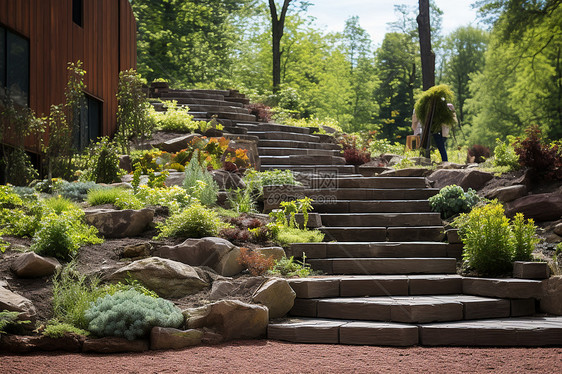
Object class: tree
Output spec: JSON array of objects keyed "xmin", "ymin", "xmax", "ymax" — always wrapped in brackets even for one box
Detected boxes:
[{"xmin": 417, "ymin": 0, "xmax": 435, "ymax": 90}]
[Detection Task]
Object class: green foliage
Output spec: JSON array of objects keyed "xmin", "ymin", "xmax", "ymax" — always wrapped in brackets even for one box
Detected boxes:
[
  {"xmin": 453, "ymin": 201, "xmax": 540, "ymax": 275},
  {"xmin": 281, "ymin": 116, "xmax": 344, "ymax": 133},
  {"xmin": 0, "ymin": 310, "xmax": 30, "ymax": 334},
  {"xmin": 227, "ymin": 188, "xmax": 256, "ymax": 213},
  {"xmin": 0, "ymin": 185, "xmax": 43, "ymax": 238},
  {"xmin": 58, "ymin": 181, "xmax": 99, "ymax": 201},
  {"xmin": 31, "ymin": 209, "xmax": 102, "ymax": 261},
  {"xmin": 429, "ymin": 185, "xmax": 480, "ymax": 219},
  {"xmin": 414, "ymin": 84, "xmax": 456, "ymax": 133},
  {"xmin": 87, "ymin": 188, "xmax": 129, "ymax": 207},
  {"xmin": 42, "ymin": 321, "xmax": 89, "ymax": 338},
  {"xmin": 275, "ymin": 227, "xmax": 325, "ymax": 246},
  {"xmin": 183, "ymin": 153, "xmax": 219, "ymax": 206},
  {"xmin": 244, "ymin": 169, "xmax": 300, "ymax": 197},
  {"xmin": 135, "ymin": 185, "xmax": 194, "ymax": 212},
  {"xmin": 152, "ymin": 101, "xmax": 199, "ymax": 132},
  {"xmin": 116, "ymin": 69, "xmax": 154, "ymax": 154},
  {"xmin": 43, "ymin": 196, "xmax": 80, "ymax": 215},
  {"xmin": 80, "ymin": 138, "xmax": 123, "ymax": 184},
  {"xmin": 268, "ymin": 255, "xmax": 315, "ymax": 277},
  {"xmin": 1, "ymin": 148, "xmax": 39, "ymax": 186},
  {"xmin": 493, "ymin": 136, "xmax": 520, "ymax": 171},
  {"xmin": 514, "ymin": 125, "xmax": 562, "ymax": 179},
  {"xmin": 85, "ymin": 289, "xmax": 183, "ymax": 340},
  {"xmin": 155, "ymin": 202, "xmax": 226, "ymax": 239}
]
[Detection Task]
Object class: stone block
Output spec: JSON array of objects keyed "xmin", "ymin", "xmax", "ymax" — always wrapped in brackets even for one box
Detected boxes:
[
  {"xmin": 408, "ymin": 275, "xmax": 463, "ymax": 295},
  {"xmin": 339, "ymin": 322, "xmax": 418, "ymax": 346},
  {"xmin": 390, "ymin": 300, "xmax": 463, "ymax": 323},
  {"xmin": 511, "ymin": 299, "xmax": 536, "ymax": 317},
  {"xmin": 267, "ymin": 319, "xmax": 343, "ymax": 344},
  {"xmin": 288, "ymin": 278, "xmax": 340, "ymax": 298},
  {"xmin": 462, "ymin": 277, "xmax": 542, "ymax": 299},
  {"xmin": 317, "ymin": 299, "xmax": 392, "ymax": 321},
  {"xmin": 446, "ymin": 244, "xmax": 464, "ymax": 260},
  {"xmin": 446, "ymin": 229, "xmax": 461, "ymax": 244},
  {"xmin": 513, "ymin": 261, "xmax": 550, "ymax": 280},
  {"xmin": 462, "ymin": 298, "xmax": 510, "ymax": 320},
  {"xmin": 540, "ymin": 276, "xmax": 562, "ymax": 315},
  {"xmin": 150, "ymin": 327, "xmax": 203, "ymax": 350},
  {"xmin": 10, "ymin": 252, "xmax": 61, "ymax": 278},
  {"xmin": 339, "ymin": 276, "xmax": 409, "ymax": 297},
  {"xmin": 288, "ymin": 299, "xmax": 318, "ymax": 317}
]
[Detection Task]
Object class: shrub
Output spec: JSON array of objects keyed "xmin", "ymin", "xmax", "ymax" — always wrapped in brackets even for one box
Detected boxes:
[
  {"xmin": 42, "ymin": 321, "xmax": 89, "ymax": 338},
  {"xmin": 153, "ymin": 101, "xmax": 199, "ymax": 132},
  {"xmin": 43, "ymin": 196, "xmax": 80, "ymax": 214},
  {"xmin": 343, "ymin": 148, "xmax": 370, "ymax": 166},
  {"xmin": 246, "ymin": 103, "xmax": 272, "ymax": 122},
  {"xmin": 87, "ymin": 187, "xmax": 128, "ymax": 206},
  {"xmin": 453, "ymin": 202, "xmax": 539, "ymax": 275},
  {"xmin": 84, "ymin": 289, "xmax": 183, "ymax": 340},
  {"xmin": 183, "ymin": 153, "xmax": 219, "ymax": 206},
  {"xmin": 155, "ymin": 202, "xmax": 226, "ymax": 239},
  {"xmin": 227, "ymin": 188, "xmax": 256, "ymax": 213},
  {"xmin": 237, "ymin": 247, "xmax": 275, "ymax": 276},
  {"xmin": 81, "ymin": 138, "xmax": 123, "ymax": 184},
  {"xmin": 493, "ymin": 137, "xmax": 520, "ymax": 171},
  {"xmin": 467, "ymin": 144, "xmax": 491, "ymax": 164},
  {"xmin": 0, "ymin": 185, "xmax": 43, "ymax": 238},
  {"xmin": 58, "ymin": 181, "xmax": 99, "ymax": 201},
  {"xmin": 268, "ymin": 255, "xmax": 315, "ymax": 277},
  {"xmin": 338, "ymin": 133, "xmax": 371, "ymax": 166},
  {"xmin": 514, "ymin": 125, "xmax": 562, "ymax": 179},
  {"xmin": 135, "ymin": 185, "xmax": 194, "ymax": 212},
  {"xmin": 428, "ymin": 185, "xmax": 480, "ymax": 219}
]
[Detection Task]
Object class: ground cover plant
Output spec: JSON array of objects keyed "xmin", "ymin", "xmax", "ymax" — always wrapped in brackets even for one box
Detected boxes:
[{"xmin": 429, "ymin": 185, "xmax": 480, "ymax": 219}]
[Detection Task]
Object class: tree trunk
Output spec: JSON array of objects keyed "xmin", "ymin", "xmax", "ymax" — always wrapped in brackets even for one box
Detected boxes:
[
  {"xmin": 269, "ymin": 0, "xmax": 291, "ymax": 92},
  {"xmin": 417, "ymin": 0, "xmax": 435, "ymax": 91}
]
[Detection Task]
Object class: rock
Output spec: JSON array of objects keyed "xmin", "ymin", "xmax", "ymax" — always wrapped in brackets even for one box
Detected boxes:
[
  {"xmin": 184, "ymin": 300, "xmax": 268, "ymax": 341},
  {"xmin": 209, "ymin": 170, "xmax": 246, "ymax": 190},
  {"xmin": 82, "ymin": 337, "xmax": 149, "ymax": 353},
  {"xmin": 164, "ymin": 171, "xmax": 186, "ymax": 187},
  {"xmin": 119, "ymin": 155, "xmax": 132, "ymax": 172},
  {"xmin": 0, "ymin": 333, "xmax": 84, "ymax": 353},
  {"xmin": 252, "ymin": 278, "xmax": 296, "ymax": 319},
  {"xmin": 257, "ymin": 247, "xmax": 286, "ymax": 262},
  {"xmin": 554, "ymin": 223, "xmax": 562, "ymax": 236},
  {"xmin": 108, "ymin": 257, "xmax": 209, "ymax": 298},
  {"xmin": 203, "ymin": 128, "xmax": 224, "ymax": 138},
  {"xmin": 155, "ymin": 237, "xmax": 244, "ymax": 277},
  {"xmin": 486, "ymin": 185, "xmax": 527, "ymax": 202},
  {"xmin": 227, "ymin": 139, "xmax": 260, "ymax": 170},
  {"xmin": 505, "ymin": 192, "xmax": 562, "ymax": 221},
  {"xmin": 150, "ymin": 327, "xmax": 203, "ymax": 350},
  {"xmin": 158, "ymin": 134, "xmax": 200, "ymax": 153},
  {"xmin": 540, "ymin": 276, "xmax": 562, "ymax": 315},
  {"xmin": 428, "ymin": 169, "xmax": 494, "ymax": 190},
  {"xmin": 380, "ymin": 154, "xmax": 400, "ymax": 163},
  {"xmin": 122, "ymin": 243, "xmax": 151, "ymax": 258},
  {"xmin": 379, "ymin": 168, "xmax": 431, "ymax": 177},
  {"xmin": 0, "ymin": 286, "xmax": 37, "ymax": 320},
  {"xmin": 10, "ymin": 252, "xmax": 61, "ymax": 278},
  {"xmin": 513, "ymin": 261, "xmax": 550, "ymax": 280},
  {"xmin": 84, "ymin": 208, "xmax": 154, "ymax": 238},
  {"xmin": 209, "ymin": 277, "xmax": 265, "ymax": 300},
  {"xmin": 439, "ymin": 162, "xmax": 467, "ymax": 169}
]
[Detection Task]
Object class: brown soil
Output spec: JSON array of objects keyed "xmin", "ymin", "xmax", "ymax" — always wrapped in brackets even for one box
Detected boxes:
[{"xmin": 1, "ymin": 341, "xmax": 561, "ymax": 374}]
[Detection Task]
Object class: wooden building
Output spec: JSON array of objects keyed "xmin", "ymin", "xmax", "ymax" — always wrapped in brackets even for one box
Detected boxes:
[{"xmin": 0, "ymin": 0, "xmax": 136, "ymax": 151}]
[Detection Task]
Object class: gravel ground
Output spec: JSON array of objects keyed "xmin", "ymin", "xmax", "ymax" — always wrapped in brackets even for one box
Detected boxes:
[{"xmin": 1, "ymin": 340, "xmax": 561, "ymax": 374}]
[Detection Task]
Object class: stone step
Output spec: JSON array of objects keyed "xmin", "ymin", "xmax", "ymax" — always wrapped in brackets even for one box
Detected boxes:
[
  {"xmin": 259, "ymin": 155, "xmax": 347, "ymax": 166},
  {"xmin": 185, "ymin": 104, "xmax": 251, "ymax": 115},
  {"xmin": 462, "ymin": 277, "xmax": 542, "ymax": 299},
  {"xmin": 306, "ymin": 177, "xmax": 429, "ymax": 189},
  {"xmin": 268, "ymin": 318, "xmax": 419, "ymax": 346},
  {"xmin": 312, "ymin": 200, "xmax": 431, "ymax": 213},
  {"xmin": 224, "ymin": 96, "xmax": 250, "ymax": 105},
  {"xmin": 287, "ymin": 275, "xmax": 464, "ymax": 298},
  {"xmin": 159, "ymin": 97, "xmax": 245, "ymax": 108},
  {"xmin": 260, "ymin": 165, "xmax": 356, "ymax": 174},
  {"xmin": 237, "ymin": 122, "xmax": 311, "ymax": 134},
  {"xmin": 319, "ymin": 226, "xmax": 445, "ymax": 242},
  {"xmin": 222, "ymin": 133, "xmax": 260, "ymax": 142},
  {"xmin": 308, "ymin": 257, "xmax": 457, "ymax": 275},
  {"xmin": 248, "ymin": 131, "xmax": 321, "ymax": 143},
  {"xmin": 320, "ymin": 213, "xmax": 442, "ymax": 227},
  {"xmin": 258, "ymin": 147, "xmax": 340, "ymax": 157},
  {"xmin": 287, "ymin": 242, "xmax": 449, "ymax": 259},
  {"xmin": 419, "ymin": 317, "xmax": 562, "ymax": 346},
  {"xmin": 186, "ymin": 89, "xmax": 231, "ymax": 96},
  {"xmin": 157, "ymin": 91, "xmax": 225, "ymax": 100},
  {"xmin": 258, "ymin": 139, "xmax": 341, "ymax": 150},
  {"xmin": 291, "ymin": 295, "xmax": 515, "ymax": 323},
  {"xmin": 209, "ymin": 112, "xmax": 257, "ymax": 121}
]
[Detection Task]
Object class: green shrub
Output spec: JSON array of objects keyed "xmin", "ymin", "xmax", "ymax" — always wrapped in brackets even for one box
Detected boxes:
[
  {"xmin": 244, "ymin": 169, "xmax": 300, "ymax": 197},
  {"xmin": 85, "ymin": 289, "xmax": 183, "ymax": 340},
  {"xmin": 453, "ymin": 202, "xmax": 539, "ymax": 275},
  {"xmin": 268, "ymin": 255, "xmax": 315, "ymax": 277},
  {"xmin": 275, "ymin": 227, "xmax": 324, "ymax": 246},
  {"xmin": 183, "ymin": 153, "xmax": 219, "ymax": 206},
  {"xmin": 87, "ymin": 187, "xmax": 129, "ymax": 206},
  {"xmin": 42, "ymin": 321, "xmax": 89, "ymax": 338},
  {"xmin": 135, "ymin": 185, "xmax": 194, "ymax": 212},
  {"xmin": 80, "ymin": 137, "xmax": 123, "ymax": 184},
  {"xmin": 493, "ymin": 137, "xmax": 520, "ymax": 171},
  {"xmin": 0, "ymin": 310, "xmax": 30, "ymax": 334},
  {"xmin": 152, "ymin": 100, "xmax": 199, "ymax": 132},
  {"xmin": 0, "ymin": 185, "xmax": 43, "ymax": 238},
  {"xmin": 429, "ymin": 185, "xmax": 480, "ymax": 219},
  {"xmin": 227, "ymin": 188, "xmax": 256, "ymax": 213},
  {"xmin": 155, "ymin": 202, "xmax": 226, "ymax": 239},
  {"xmin": 43, "ymin": 196, "xmax": 80, "ymax": 214}
]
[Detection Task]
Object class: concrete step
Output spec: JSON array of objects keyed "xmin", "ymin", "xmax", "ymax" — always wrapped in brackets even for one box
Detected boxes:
[
  {"xmin": 260, "ymin": 155, "xmax": 347, "ymax": 166},
  {"xmin": 291, "ymin": 295, "xmax": 515, "ymax": 323},
  {"xmin": 320, "ymin": 213, "xmax": 442, "ymax": 227},
  {"xmin": 320, "ymin": 226, "xmax": 445, "ymax": 242},
  {"xmin": 308, "ymin": 257, "xmax": 457, "ymax": 275},
  {"xmin": 287, "ymin": 275, "xmax": 463, "ymax": 298},
  {"xmin": 312, "ymin": 200, "xmax": 431, "ymax": 213},
  {"xmin": 260, "ymin": 165, "xmax": 356, "ymax": 174},
  {"xmin": 258, "ymin": 139, "xmax": 341, "ymax": 150},
  {"xmin": 268, "ymin": 318, "xmax": 418, "ymax": 346},
  {"xmin": 258, "ymin": 147, "xmax": 340, "ymax": 157},
  {"xmin": 419, "ymin": 317, "xmax": 562, "ymax": 346},
  {"xmin": 287, "ymin": 242, "xmax": 449, "ymax": 259},
  {"xmin": 249, "ymin": 131, "xmax": 321, "ymax": 143},
  {"xmin": 237, "ymin": 122, "xmax": 311, "ymax": 134}
]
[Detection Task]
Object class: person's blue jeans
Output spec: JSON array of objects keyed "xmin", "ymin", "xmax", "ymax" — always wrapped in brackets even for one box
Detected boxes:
[{"xmin": 433, "ymin": 133, "xmax": 448, "ymax": 162}]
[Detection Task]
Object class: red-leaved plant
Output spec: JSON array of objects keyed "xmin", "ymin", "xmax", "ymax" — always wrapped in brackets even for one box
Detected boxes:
[
  {"xmin": 237, "ymin": 247, "xmax": 274, "ymax": 276},
  {"xmin": 514, "ymin": 125, "xmax": 562, "ymax": 180}
]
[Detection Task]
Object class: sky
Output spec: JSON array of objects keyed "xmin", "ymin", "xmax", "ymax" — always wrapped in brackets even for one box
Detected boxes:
[{"xmin": 306, "ymin": 0, "xmax": 482, "ymax": 47}]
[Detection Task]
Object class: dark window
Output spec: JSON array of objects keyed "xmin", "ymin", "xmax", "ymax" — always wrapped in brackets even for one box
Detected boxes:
[
  {"xmin": 72, "ymin": 0, "xmax": 83, "ymax": 27},
  {"xmin": 74, "ymin": 95, "xmax": 102, "ymax": 151},
  {"xmin": 0, "ymin": 26, "xmax": 29, "ymax": 106}
]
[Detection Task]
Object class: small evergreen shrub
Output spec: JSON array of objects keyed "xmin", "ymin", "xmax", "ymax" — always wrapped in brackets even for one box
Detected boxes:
[
  {"xmin": 511, "ymin": 213, "xmax": 539, "ymax": 261},
  {"xmin": 81, "ymin": 137, "xmax": 123, "ymax": 184},
  {"xmin": 155, "ymin": 202, "xmax": 225, "ymax": 239},
  {"xmin": 493, "ymin": 137, "xmax": 520, "ymax": 171},
  {"xmin": 84, "ymin": 289, "xmax": 183, "ymax": 340},
  {"xmin": 428, "ymin": 185, "xmax": 480, "ymax": 219},
  {"xmin": 183, "ymin": 153, "xmax": 219, "ymax": 206},
  {"xmin": 57, "ymin": 181, "xmax": 98, "ymax": 201},
  {"xmin": 237, "ymin": 247, "xmax": 274, "ymax": 276}
]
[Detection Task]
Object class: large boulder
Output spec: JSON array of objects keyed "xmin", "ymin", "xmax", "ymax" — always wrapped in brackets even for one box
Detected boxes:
[
  {"xmin": 150, "ymin": 327, "xmax": 203, "ymax": 350},
  {"xmin": 257, "ymin": 247, "xmax": 286, "ymax": 262},
  {"xmin": 158, "ymin": 134, "xmax": 200, "ymax": 153},
  {"xmin": 164, "ymin": 171, "xmax": 186, "ymax": 187},
  {"xmin": 0, "ymin": 286, "xmax": 36, "ymax": 320},
  {"xmin": 107, "ymin": 257, "xmax": 209, "ymax": 298},
  {"xmin": 252, "ymin": 278, "xmax": 296, "ymax": 319},
  {"xmin": 486, "ymin": 184, "xmax": 527, "ymax": 202},
  {"xmin": 540, "ymin": 276, "xmax": 562, "ymax": 315},
  {"xmin": 209, "ymin": 277, "xmax": 265, "ymax": 300},
  {"xmin": 184, "ymin": 300, "xmax": 268, "ymax": 341},
  {"xmin": 154, "ymin": 237, "xmax": 244, "ymax": 277},
  {"xmin": 10, "ymin": 252, "xmax": 61, "ymax": 278},
  {"xmin": 505, "ymin": 192, "xmax": 562, "ymax": 221},
  {"xmin": 84, "ymin": 208, "xmax": 154, "ymax": 238},
  {"xmin": 428, "ymin": 169, "xmax": 494, "ymax": 190}
]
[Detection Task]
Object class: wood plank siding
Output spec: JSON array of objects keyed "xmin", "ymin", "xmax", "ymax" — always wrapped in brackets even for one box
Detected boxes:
[{"xmin": 0, "ymin": 0, "xmax": 136, "ymax": 150}]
